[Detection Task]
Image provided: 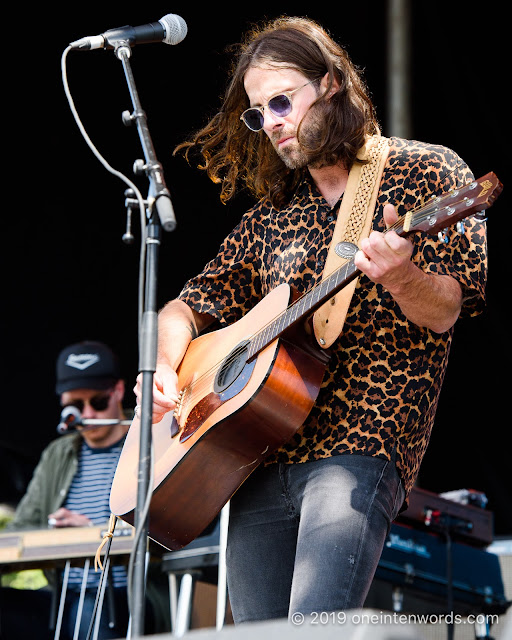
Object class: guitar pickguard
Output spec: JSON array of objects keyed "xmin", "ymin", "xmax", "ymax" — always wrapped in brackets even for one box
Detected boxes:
[{"xmin": 179, "ymin": 342, "xmax": 257, "ymax": 443}]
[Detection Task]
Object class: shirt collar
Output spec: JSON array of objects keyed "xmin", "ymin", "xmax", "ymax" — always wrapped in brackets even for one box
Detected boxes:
[{"xmin": 294, "ymin": 176, "xmax": 338, "ymax": 212}]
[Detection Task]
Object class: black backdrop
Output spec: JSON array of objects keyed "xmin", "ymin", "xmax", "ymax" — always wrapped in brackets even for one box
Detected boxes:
[{"xmin": 2, "ymin": 3, "xmax": 510, "ymax": 535}]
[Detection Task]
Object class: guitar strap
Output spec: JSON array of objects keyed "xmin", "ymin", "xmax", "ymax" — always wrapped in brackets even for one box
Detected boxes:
[{"xmin": 313, "ymin": 134, "xmax": 390, "ymax": 348}]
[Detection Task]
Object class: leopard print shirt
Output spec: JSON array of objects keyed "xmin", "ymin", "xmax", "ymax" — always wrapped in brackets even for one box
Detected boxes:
[{"xmin": 177, "ymin": 138, "xmax": 487, "ymax": 500}]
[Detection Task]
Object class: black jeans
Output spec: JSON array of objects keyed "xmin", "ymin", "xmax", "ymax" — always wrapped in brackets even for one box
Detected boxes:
[{"xmin": 226, "ymin": 454, "xmax": 404, "ymax": 623}]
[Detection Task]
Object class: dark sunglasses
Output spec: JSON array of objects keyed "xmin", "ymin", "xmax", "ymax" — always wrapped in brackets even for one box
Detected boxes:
[
  {"xmin": 62, "ymin": 391, "xmax": 113, "ymax": 413},
  {"xmin": 240, "ymin": 79, "xmax": 319, "ymax": 132}
]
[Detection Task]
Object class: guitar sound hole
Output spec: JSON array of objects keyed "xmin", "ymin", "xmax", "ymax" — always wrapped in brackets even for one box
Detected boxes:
[{"xmin": 214, "ymin": 341, "xmax": 250, "ymax": 394}]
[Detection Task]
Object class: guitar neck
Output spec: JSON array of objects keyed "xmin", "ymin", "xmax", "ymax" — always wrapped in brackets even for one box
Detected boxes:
[{"xmin": 248, "ymin": 257, "xmax": 360, "ymax": 358}]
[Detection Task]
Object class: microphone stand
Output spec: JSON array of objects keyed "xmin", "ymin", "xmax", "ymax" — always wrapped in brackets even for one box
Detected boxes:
[{"xmin": 110, "ymin": 40, "xmax": 176, "ymax": 637}]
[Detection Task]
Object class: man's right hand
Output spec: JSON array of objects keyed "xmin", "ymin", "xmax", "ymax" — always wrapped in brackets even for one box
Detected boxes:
[
  {"xmin": 48, "ymin": 507, "xmax": 92, "ymax": 528},
  {"xmin": 133, "ymin": 299, "xmax": 214, "ymax": 424},
  {"xmin": 133, "ymin": 363, "xmax": 180, "ymax": 424}
]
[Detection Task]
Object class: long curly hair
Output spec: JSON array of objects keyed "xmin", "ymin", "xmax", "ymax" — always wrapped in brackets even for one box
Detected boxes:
[{"xmin": 175, "ymin": 16, "xmax": 380, "ymax": 208}]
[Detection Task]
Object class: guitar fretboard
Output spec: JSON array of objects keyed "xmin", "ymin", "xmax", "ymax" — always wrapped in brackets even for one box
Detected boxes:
[{"xmin": 248, "ymin": 257, "xmax": 360, "ymax": 358}]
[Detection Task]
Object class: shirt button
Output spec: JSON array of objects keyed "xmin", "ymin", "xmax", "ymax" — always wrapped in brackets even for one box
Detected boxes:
[{"xmin": 327, "ymin": 216, "xmax": 334, "ymax": 222}]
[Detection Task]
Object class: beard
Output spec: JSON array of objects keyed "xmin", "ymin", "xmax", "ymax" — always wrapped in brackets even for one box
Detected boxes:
[{"xmin": 270, "ymin": 103, "xmax": 326, "ymax": 170}]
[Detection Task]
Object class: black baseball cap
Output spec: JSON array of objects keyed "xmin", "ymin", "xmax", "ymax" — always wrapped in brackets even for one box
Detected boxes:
[{"xmin": 55, "ymin": 341, "xmax": 121, "ymax": 394}]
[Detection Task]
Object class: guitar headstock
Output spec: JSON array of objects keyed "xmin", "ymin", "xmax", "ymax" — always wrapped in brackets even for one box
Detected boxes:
[{"xmin": 403, "ymin": 172, "xmax": 502, "ymax": 237}]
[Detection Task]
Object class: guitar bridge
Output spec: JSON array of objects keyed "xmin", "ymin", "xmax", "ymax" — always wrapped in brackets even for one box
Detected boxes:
[
  {"xmin": 175, "ymin": 389, "xmax": 185, "ymax": 419},
  {"xmin": 170, "ymin": 389, "xmax": 186, "ymax": 438}
]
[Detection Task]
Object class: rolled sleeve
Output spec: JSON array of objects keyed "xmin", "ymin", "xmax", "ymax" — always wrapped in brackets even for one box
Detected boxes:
[{"xmin": 419, "ymin": 215, "xmax": 487, "ymax": 319}]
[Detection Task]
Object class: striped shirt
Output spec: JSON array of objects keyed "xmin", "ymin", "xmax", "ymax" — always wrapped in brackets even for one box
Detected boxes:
[{"xmin": 64, "ymin": 438, "xmax": 127, "ymax": 590}]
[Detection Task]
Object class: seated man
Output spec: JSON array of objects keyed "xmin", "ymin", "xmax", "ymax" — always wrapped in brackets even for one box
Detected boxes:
[{"xmin": 2, "ymin": 341, "xmax": 131, "ymax": 639}]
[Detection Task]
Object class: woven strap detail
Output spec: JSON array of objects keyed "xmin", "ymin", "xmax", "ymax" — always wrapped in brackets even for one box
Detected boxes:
[
  {"xmin": 343, "ymin": 136, "xmax": 389, "ymax": 244},
  {"xmin": 313, "ymin": 135, "xmax": 390, "ymax": 348}
]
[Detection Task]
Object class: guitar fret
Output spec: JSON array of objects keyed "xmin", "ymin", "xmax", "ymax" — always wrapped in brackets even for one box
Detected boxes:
[
  {"xmin": 275, "ymin": 313, "xmax": 285, "ymax": 337},
  {"xmin": 252, "ymin": 332, "xmax": 261, "ymax": 356},
  {"xmin": 294, "ymin": 297, "xmax": 305, "ymax": 320},
  {"xmin": 250, "ymin": 330, "xmax": 263, "ymax": 358}
]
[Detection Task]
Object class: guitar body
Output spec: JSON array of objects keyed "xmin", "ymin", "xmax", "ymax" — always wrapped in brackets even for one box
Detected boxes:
[{"xmin": 110, "ymin": 283, "xmax": 330, "ymax": 550}]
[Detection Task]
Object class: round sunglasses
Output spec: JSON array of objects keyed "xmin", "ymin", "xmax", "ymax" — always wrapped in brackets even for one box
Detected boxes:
[
  {"xmin": 240, "ymin": 78, "xmax": 319, "ymax": 132},
  {"xmin": 62, "ymin": 390, "xmax": 113, "ymax": 414}
]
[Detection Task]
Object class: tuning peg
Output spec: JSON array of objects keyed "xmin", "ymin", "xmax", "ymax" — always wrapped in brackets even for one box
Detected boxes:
[
  {"xmin": 438, "ymin": 229, "xmax": 449, "ymax": 244},
  {"xmin": 456, "ymin": 221, "xmax": 465, "ymax": 235}
]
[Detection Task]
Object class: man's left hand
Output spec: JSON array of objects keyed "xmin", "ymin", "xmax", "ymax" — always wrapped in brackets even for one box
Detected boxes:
[{"xmin": 355, "ymin": 203, "xmax": 415, "ymax": 294}]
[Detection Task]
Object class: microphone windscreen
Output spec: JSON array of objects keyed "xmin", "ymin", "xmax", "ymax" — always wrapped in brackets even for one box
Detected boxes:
[
  {"xmin": 159, "ymin": 14, "xmax": 188, "ymax": 45},
  {"xmin": 61, "ymin": 405, "xmax": 82, "ymax": 424}
]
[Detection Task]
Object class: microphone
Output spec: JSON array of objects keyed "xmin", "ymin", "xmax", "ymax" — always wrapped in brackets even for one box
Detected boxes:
[
  {"xmin": 57, "ymin": 406, "xmax": 82, "ymax": 434},
  {"xmin": 57, "ymin": 406, "xmax": 132, "ymax": 434},
  {"xmin": 70, "ymin": 13, "xmax": 188, "ymax": 51}
]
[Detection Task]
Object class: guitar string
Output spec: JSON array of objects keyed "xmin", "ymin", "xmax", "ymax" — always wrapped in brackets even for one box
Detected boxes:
[{"xmin": 178, "ymin": 180, "xmax": 482, "ymax": 410}]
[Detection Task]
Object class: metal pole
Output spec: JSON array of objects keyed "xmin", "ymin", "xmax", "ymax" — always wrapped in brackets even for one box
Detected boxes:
[{"xmin": 387, "ymin": 0, "xmax": 412, "ymax": 138}]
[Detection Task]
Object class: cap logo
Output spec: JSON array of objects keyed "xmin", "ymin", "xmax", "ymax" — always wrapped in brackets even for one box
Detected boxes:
[{"xmin": 65, "ymin": 353, "xmax": 100, "ymax": 370}]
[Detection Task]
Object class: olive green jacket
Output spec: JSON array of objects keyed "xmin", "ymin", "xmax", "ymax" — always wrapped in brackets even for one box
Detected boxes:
[{"xmin": 7, "ymin": 434, "xmax": 81, "ymax": 531}]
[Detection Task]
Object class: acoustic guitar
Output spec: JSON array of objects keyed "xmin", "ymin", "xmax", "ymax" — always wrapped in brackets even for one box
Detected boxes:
[{"xmin": 110, "ymin": 172, "xmax": 502, "ymax": 550}]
